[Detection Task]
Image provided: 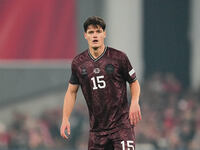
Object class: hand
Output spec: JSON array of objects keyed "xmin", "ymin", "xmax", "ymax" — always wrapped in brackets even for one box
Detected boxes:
[
  {"xmin": 60, "ymin": 119, "xmax": 70, "ymax": 139},
  {"xmin": 129, "ymin": 102, "xmax": 142, "ymax": 126}
]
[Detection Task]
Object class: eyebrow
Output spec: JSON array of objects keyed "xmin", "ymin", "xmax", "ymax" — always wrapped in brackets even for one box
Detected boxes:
[
  {"xmin": 88, "ymin": 30, "xmax": 94, "ymax": 33},
  {"xmin": 88, "ymin": 29, "xmax": 102, "ymax": 32}
]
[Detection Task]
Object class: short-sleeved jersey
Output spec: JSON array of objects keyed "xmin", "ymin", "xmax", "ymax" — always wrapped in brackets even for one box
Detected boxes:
[{"xmin": 69, "ymin": 47, "xmax": 137, "ymax": 132}]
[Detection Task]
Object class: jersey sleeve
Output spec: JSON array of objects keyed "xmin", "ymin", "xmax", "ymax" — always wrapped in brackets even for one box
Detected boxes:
[
  {"xmin": 69, "ymin": 60, "xmax": 80, "ymax": 85},
  {"xmin": 121, "ymin": 54, "xmax": 137, "ymax": 83}
]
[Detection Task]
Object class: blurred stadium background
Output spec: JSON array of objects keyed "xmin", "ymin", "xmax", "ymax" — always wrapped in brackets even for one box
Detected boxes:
[{"xmin": 0, "ymin": 0, "xmax": 200, "ymax": 150}]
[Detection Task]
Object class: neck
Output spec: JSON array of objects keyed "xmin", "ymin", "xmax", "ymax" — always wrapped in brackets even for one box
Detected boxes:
[{"xmin": 89, "ymin": 45, "xmax": 105, "ymax": 59}]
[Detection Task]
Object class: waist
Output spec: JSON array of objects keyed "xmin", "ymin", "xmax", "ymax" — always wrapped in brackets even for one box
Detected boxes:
[{"xmin": 89, "ymin": 122, "xmax": 133, "ymax": 134}]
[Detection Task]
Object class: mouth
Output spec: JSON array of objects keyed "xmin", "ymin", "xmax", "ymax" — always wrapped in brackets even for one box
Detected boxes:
[{"xmin": 92, "ymin": 40, "xmax": 98, "ymax": 43}]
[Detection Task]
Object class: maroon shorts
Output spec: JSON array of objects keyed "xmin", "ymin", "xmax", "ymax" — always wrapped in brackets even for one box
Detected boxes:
[{"xmin": 88, "ymin": 127, "xmax": 135, "ymax": 150}]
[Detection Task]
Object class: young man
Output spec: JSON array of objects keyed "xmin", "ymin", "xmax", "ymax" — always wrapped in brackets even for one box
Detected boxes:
[{"xmin": 60, "ymin": 16, "xmax": 142, "ymax": 150}]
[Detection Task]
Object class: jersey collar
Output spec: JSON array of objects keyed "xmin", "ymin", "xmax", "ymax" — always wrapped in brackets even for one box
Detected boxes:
[{"xmin": 88, "ymin": 46, "xmax": 108, "ymax": 62}]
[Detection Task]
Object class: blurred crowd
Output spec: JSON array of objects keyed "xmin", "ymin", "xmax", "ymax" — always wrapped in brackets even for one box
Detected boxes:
[
  {"xmin": 0, "ymin": 103, "xmax": 89, "ymax": 150},
  {"xmin": 0, "ymin": 72, "xmax": 200, "ymax": 150},
  {"xmin": 136, "ymin": 73, "xmax": 200, "ymax": 150}
]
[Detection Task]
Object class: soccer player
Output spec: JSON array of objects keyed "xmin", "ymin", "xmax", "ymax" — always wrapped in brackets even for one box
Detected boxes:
[{"xmin": 60, "ymin": 16, "xmax": 142, "ymax": 150}]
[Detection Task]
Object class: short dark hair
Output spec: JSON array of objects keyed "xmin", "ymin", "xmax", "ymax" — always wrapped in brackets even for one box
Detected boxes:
[{"xmin": 83, "ymin": 16, "xmax": 106, "ymax": 32}]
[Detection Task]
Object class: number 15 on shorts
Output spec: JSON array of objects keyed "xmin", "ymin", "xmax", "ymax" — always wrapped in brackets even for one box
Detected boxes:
[{"xmin": 121, "ymin": 140, "xmax": 134, "ymax": 150}]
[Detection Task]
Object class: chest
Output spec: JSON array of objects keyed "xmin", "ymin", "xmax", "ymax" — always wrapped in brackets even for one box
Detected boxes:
[{"xmin": 76, "ymin": 58, "xmax": 122, "ymax": 82}]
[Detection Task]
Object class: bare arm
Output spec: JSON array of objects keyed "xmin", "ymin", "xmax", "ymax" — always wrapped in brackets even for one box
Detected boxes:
[
  {"xmin": 60, "ymin": 83, "xmax": 79, "ymax": 139},
  {"xmin": 129, "ymin": 80, "xmax": 142, "ymax": 126}
]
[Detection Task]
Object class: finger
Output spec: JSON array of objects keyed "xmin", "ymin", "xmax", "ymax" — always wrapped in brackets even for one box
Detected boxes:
[
  {"xmin": 133, "ymin": 114, "xmax": 137, "ymax": 125},
  {"xmin": 134, "ymin": 112, "xmax": 140, "ymax": 125},
  {"xmin": 63, "ymin": 133, "xmax": 69, "ymax": 139},
  {"xmin": 67, "ymin": 126, "xmax": 71, "ymax": 135},
  {"xmin": 133, "ymin": 113, "xmax": 138, "ymax": 125},
  {"xmin": 64, "ymin": 130, "xmax": 70, "ymax": 139},
  {"xmin": 60, "ymin": 127, "xmax": 64, "ymax": 136},
  {"xmin": 138, "ymin": 111, "xmax": 142, "ymax": 120},
  {"xmin": 129, "ymin": 114, "xmax": 134, "ymax": 125},
  {"xmin": 61, "ymin": 130, "xmax": 68, "ymax": 139},
  {"xmin": 60, "ymin": 127, "xmax": 69, "ymax": 140}
]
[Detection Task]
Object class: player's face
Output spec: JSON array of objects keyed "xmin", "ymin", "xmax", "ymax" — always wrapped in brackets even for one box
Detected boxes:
[{"xmin": 84, "ymin": 25, "xmax": 106, "ymax": 50}]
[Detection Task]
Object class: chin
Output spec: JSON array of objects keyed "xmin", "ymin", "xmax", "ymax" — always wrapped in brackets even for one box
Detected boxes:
[{"xmin": 92, "ymin": 47, "xmax": 99, "ymax": 50}]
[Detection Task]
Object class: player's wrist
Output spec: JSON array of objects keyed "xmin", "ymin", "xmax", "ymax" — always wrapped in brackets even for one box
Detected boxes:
[
  {"xmin": 62, "ymin": 116, "xmax": 69, "ymax": 122},
  {"xmin": 130, "ymin": 99, "xmax": 139, "ymax": 105}
]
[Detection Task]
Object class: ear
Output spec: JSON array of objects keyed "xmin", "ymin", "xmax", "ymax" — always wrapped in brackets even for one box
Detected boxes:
[
  {"xmin": 104, "ymin": 30, "xmax": 106, "ymax": 38},
  {"xmin": 84, "ymin": 32, "xmax": 87, "ymax": 39}
]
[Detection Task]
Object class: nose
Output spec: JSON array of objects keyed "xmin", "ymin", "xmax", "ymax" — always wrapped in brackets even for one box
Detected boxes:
[{"xmin": 93, "ymin": 32, "xmax": 98, "ymax": 38}]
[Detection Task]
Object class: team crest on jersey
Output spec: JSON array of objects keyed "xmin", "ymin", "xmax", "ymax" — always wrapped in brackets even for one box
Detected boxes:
[
  {"xmin": 105, "ymin": 64, "xmax": 114, "ymax": 74},
  {"xmin": 81, "ymin": 68, "xmax": 87, "ymax": 75},
  {"xmin": 93, "ymin": 68, "xmax": 100, "ymax": 74}
]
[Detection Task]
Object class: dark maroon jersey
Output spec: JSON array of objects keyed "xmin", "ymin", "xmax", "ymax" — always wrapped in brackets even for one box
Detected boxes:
[{"xmin": 69, "ymin": 47, "xmax": 137, "ymax": 131}]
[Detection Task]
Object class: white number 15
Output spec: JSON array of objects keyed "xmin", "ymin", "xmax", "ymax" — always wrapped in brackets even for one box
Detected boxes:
[
  {"xmin": 91, "ymin": 75, "xmax": 106, "ymax": 90},
  {"xmin": 121, "ymin": 141, "xmax": 134, "ymax": 150}
]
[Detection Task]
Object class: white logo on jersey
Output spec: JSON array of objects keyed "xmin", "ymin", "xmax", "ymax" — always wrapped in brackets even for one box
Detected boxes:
[
  {"xmin": 129, "ymin": 68, "xmax": 135, "ymax": 76},
  {"xmin": 93, "ymin": 68, "xmax": 100, "ymax": 74}
]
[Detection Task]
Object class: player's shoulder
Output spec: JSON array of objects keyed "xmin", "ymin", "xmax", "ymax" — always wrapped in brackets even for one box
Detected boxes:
[
  {"xmin": 72, "ymin": 49, "xmax": 88, "ymax": 65},
  {"xmin": 107, "ymin": 47, "xmax": 127, "ymax": 59}
]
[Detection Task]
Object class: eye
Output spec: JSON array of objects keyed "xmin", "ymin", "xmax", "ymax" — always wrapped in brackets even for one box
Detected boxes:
[
  {"xmin": 88, "ymin": 31, "xmax": 94, "ymax": 34},
  {"xmin": 97, "ymin": 30, "xmax": 102, "ymax": 33}
]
